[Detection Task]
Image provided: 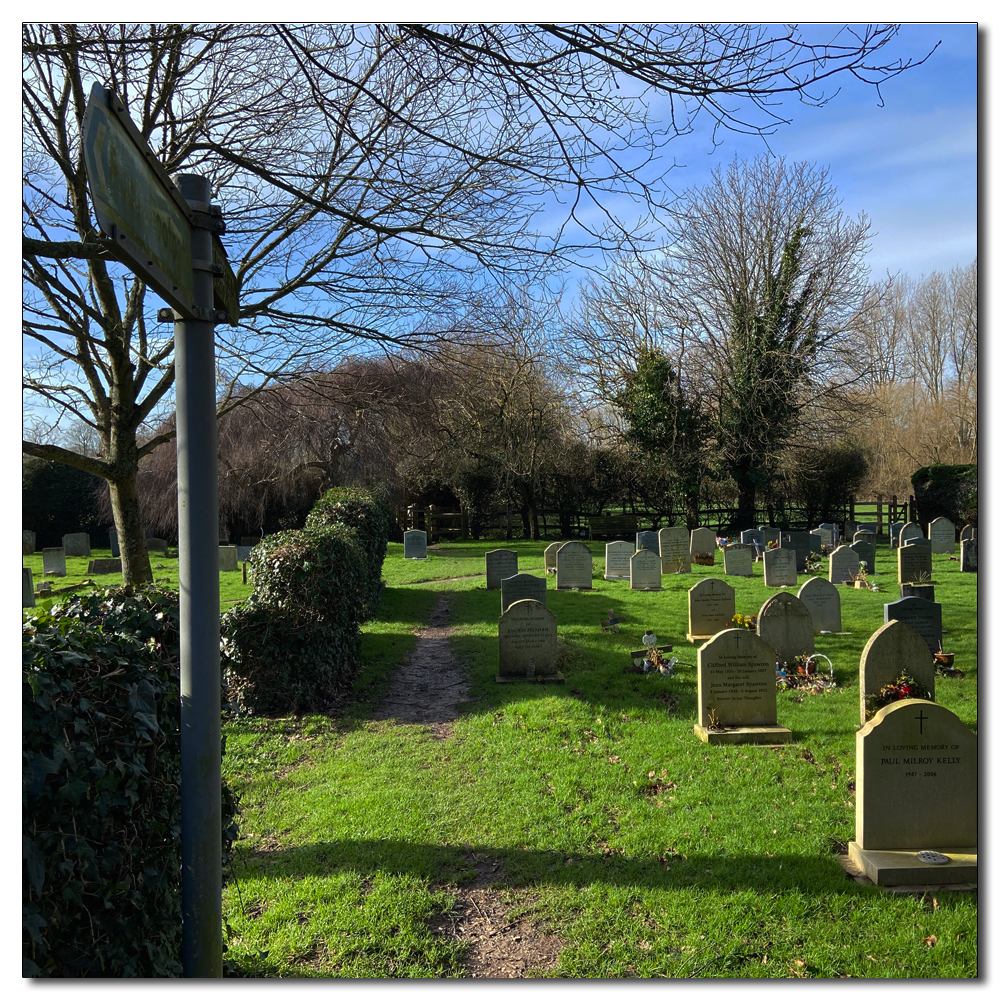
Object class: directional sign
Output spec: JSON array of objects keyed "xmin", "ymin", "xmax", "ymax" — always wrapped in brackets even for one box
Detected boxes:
[
  {"xmin": 212, "ymin": 235, "xmax": 240, "ymax": 324},
  {"xmin": 82, "ymin": 83, "xmax": 197, "ymax": 317}
]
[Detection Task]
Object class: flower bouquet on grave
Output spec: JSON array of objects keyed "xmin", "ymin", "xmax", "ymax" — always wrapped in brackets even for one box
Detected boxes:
[
  {"xmin": 776, "ymin": 653, "xmax": 836, "ymax": 694},
  {"xmin": 726, "ymin": 613, "xmax": 757, "ymax": 631},
  {"xmin": 803, "ymin": 551, "xmax": 824, "ymax": 574},
  {"xmin": 863, "ymin": 671, "xmax": 932, "ymax": 721},
  {"xmin": 845, "ymin": 569, "xmax": 879, "ymax": 592},
  {"xmin": 933, "ymin": 643, "xmax": 963, "ymax": 679}
]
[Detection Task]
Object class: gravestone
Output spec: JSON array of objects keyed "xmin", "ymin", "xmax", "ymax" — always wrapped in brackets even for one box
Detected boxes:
[
  {"xmin": 236, "ymin": 545, "xmax": 253, "ymax": 562},
  {"xmin": 497, "ymin": 599, "xmax": 560, "ymax": 680},
  {"xmin": 960, "ymin": 538, "xmax": 977, "ymax": 573},
  {"xmin": 146, "ymin": 537, "xmax": 169, "ymax": 553},
  {"xmin": 843, "ymin": 521, "xmax": 858, "ymax": 541},
  {"xmin": 604, "ymin": 540, "xmax": 634, "ymax": 579},
  {"xmin": 900, "ymin": 583, "xmax": 935, "ymax": 603},
  {"xmin": 757, "ymin": 592, "xmax": 814, "ymax": 666},
  {"xmin": 219, "ymin": 545, "xmax": 239, "ymax": 572},
  {"xmin": 797, "ymin": 577, "xmax": 842, "ymax": 634},
  {"xmin": 22, "ymin": 530, "xmax": 36, "ymax": 555},
  {"xmin": 87, "ymin": 558, "xmax": 121, "ymax": 575},
  {"xmin": 556, "ymin": 541, "xmax": 593, "ymax": 590},
  {"xmin": 500, "ymin": 573, "xmax": 547, "ymax": 614},
  {"xmin": 898, "ymin": 522, "xmax": 923, "ymax": 546},
  {"xmin": 240, "ymin": 535, "xmax": 262, "ymax": 547},
  {"xmin": 693, "ymin": 629, "xmax": 791, "ymax": 745},
  {"xmin": 903, "ymin": 537, "xmax": 932, "ymax": 550},
  {"xmin": 23, "ymin": 567, "xmax": 35, "ymax": 608},
  {"xmin": 687, "ymin": 578, "xmax": 736, "ymax": 641},
  {"xmin": 762, "ymin": 547, "xmax": 796, "ymax": 587},
  {"xmin": 635, "ymin": 530, "xmax": 660, "ymax": 555},
  {"xmin": 809, "ymin": 531, "xmax": 824, "ymax": 554},
  {"xmin": 898, "ymin": 543, "xmax": 933, "ymax": 585},
  {"xmin": 42, "ymin": 547, "xmax": 66, "ymax": 577},
  {"xmin": 485, "ymin": 549, "xmax": 519, "ymax": 590},
  {"xmin": 857, "ymin": 522, "xmax": 878, "ymax": 536},
  {"xmin": 828, "ymin": 545, "xmax": 860, "ymax": 585},
  {"xmin": 543, "ymin": 542, "xmax": 561, "ymax": 574},
  {"xmin": 818, "ymin": 523, "xmax": 839, "ymax": 546},
  {"xmin": 889, "ymin": 522, "xmax": 905, "ymax": 548},
  {"xmin": 762, "ymin": 527, "xmax": 780, "ymax": 546},
  {"xmin": 779, "ymin": 530, "xmax": 809, "ymax": 572},
  {"xmin": 928, "ymin": 516, "xmax": 956, "ymax": 555},
  {"xmin": 61, "ymin": 532, "xmax": 91, "ymax": 558},
  {"xmin": 109, "ymin": 528, "xmax": 120, "ymax": 557},
  {"xmin": 851, "ymin": 540, "xmax": 876, "ymax": 574},
  {"xmin": 959, "ymin": 525, "xmax": 975, "ymax": 543},
  {"xmin": 740, "ymin": 529, "xmax": 763, "ymax": 548},
  {"xmin": 858, "ymin": 619, "xmax": 935, "ymax": 725},
  {"xmin": 723, "ymin": 543, "xmax": 753, "ymax": 577},
  {"xmin": 853, "ymin": 530, "xmax": 876, "ymax": 548},
  {"xmin": 658, "ymin": 526, "xmax": 691, "ymax": 574},
  {"xmin": 848, "ymin": 700, "xmax": 977, "ymax": 885},
  {"xmin": 629, "ymin": 548, "xmax": 662, "ymax": 591},
  {"xmin": 689, "ymin": 527, "xmax": 716, "ymax": 564},
  {"xmin": 403, "ymin": 529, "xmax": 428, "ymax": 559},
  {"xmin": 884, "ymin": 596, "xmax": 943, "ymax": 655}
]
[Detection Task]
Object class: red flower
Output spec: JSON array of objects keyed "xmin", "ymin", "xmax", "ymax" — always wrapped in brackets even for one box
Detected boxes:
[{"xmin": 899, "ymin": 685, "xmax": 913, "ymax": 695}]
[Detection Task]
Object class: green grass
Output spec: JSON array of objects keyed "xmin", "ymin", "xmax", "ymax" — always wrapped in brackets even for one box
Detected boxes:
[
  {"xmin": 219, "ymin": 538, "xmax": 978, "ymax": 978},
  {"xmin": 22, "ymin": 546, "xmax": 253, "ymax": 616}
]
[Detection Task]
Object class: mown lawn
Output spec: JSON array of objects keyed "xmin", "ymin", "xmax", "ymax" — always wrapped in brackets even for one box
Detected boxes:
[{"xmin": 219, "ymin": 538, "xmax": 978, "ymax": 978}]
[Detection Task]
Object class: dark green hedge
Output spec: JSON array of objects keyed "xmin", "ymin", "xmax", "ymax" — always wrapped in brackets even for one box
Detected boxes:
[
  {"xmin": 911, "ymin": 464, "xmax": 978, "ymax": 529},
  {"xmin": 22, "ymin": 456, "xmax": 106, "ymax": 548},
  {"xmin": 222, "ymin": 488, "xmax": 390, "ymax": 715},
  {"xmin": 23, "ymin": 587, "xmax": 238, "ymax": 978}
]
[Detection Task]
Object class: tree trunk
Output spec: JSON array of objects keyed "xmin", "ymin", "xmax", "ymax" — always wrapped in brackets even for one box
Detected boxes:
[
  {"xmin": 109, "ymin": 470, "xmax": 153, "ymax": 586},
  {"xmin": 529, "ymin": 505, "xmax": 540, "ymax": 541},
  {"xmin": 730, "ymin": 476, "xmax": 758, "ymax": 535}
]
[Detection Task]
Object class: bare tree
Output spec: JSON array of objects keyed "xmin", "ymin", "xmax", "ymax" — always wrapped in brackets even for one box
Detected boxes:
[{"xmin": 22, "ymin": 22, "xmax": 932, "ymax": 582}]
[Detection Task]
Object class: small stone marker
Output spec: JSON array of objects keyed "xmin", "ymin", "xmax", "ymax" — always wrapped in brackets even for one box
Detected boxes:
[
  {"xmin": 497, "ymin": 599, "xmax": 561, "ymax": 681},
  {"xmin": 848, "ymin": 700, "xmax": 977, "ymax": 885},
  {"xmin": 898, "ymin": 543, "xmax": 933, "ymax": 585},
  {"xmin": 61, "ymin": 532, "xmax": 91, "ymax": 557},
  {"xmin": 889, "ymin": 522, "xmax": 905, "ymax": 548},
  {"xmin": 109, "ymin": 528, "xmax": 120, "ymax": 557},
  {"xmin": 851, "ymin": 539, "xmax": 876, "ymax": 574},
  {"xmin": 884, "ymin": 596, "xmax": 943, "ymax": 655},
  {"xmin": 22, "ymin": 530, "xmax": 36, "ymax": 555},
  {"xmin": 928, "ymin": 516, "xmax": 956, "ymax": 555},
  {"xmin": 556, "ymin": 541, "xmax": 593, "ymax": 590},
  {"xmin": 858, "ymin": 619, "xmax": 935, "ymax": 725},
  {"xmin": 687, "ymin": 578, "xmax": 736, "ymax": 641},
  {"xmin": 960, "ymin": 538, "xmax": 977, "ymax": 573},
  {"xmin": 757, "ymin": 591, "xmax": 814, "ymax": 666},
  {"xmin": 762, "ymin": 547, "xmax": 796, "ymax": 587},
  {"xmin": 42, "ymin": 547, "xmax": 67, "ymax": 577},
  {"xmin": 23, "ymin": 567, "xmax": 35, "ymax": 607},
  {"xmin": 960, "ymin": 525, "xmax": 975, "ymax": 543},
  {"xmin": 723, "ymin": 543, "xmax": 753, "ymax": 577},
  {"xmin": 219, "ymin": 545, "xmax": 239, "ymax": 572},
  {"xmin": 485, "ymin": 548, "xmax": 518, "ymax": 589},
  {"xmin": 658, "ymin": 526, "xmax": 691, "ymax": 574},
  {"xmin": 87, "ymin": 558, "xmax": 122, "ymax": 575},
  {"xmin": 779, "ymin": 530, "xmax": 810, "ymax": 572},
  {"xmin": 543, "ymin": 542, "xmax": 561, "ymax": 574},
  {"xmin": 630, "ymin": 548, "xmax": 662, "ymax": 591},
  {"xmin": 898, "ymin": 522, "xmax": 923, "ymax": 546},
  {"xmin": 635, "ymin": 530, "xmax": 660, "ymax": 555},
  {"xmin": 500, "ymin": 573, "xmax": 547, "ymax": 614},
  {"xmin": 604, "ymin": 540, "xmax": 635, "ymax": 580},
  {"xmin": 828, "ymin": 544, "xmax": 860, "ymax": 585},
  {"xmin": 797, "ymin": 577, "xmax": 842, "ymax": 634},
  {"xmin": 403, "ymin": 529, "xmax": 428, "ymax": 559},
  {"xmin": 693, "ymin": 629, "xmax": 791, "ymax": 745},
  {"xmin": 689, "ymin": 527, "xmax": 716, "ymax": 564}
]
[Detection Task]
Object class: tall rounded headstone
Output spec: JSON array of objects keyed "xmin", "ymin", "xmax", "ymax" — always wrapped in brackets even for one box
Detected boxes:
[
  {"xmin": 485, "ymin": 549, "xmax": 518, "ymax": 590},
  {"xmin": 687, "ymin": 578, "xmax": 736, "ymax": 641},
  {"xmin": 556, "ymin": 541, "xmax": 593, "ymax": 590},
  {"xmin": 928, "ymin": 516, "xmax": 956, "ymax": 555},
  {"xmin": 828, "ymin": 545, "xmax": 860, "ymax": 585},
  {"xmin": 497, "ymin": 599, "xmax": 559, "ymax": 680},
  {"xmin": 757, "ymin": 591, "xmax": 814, "ymax": 666},
  {"xmin": 797, "ymin": 577, "xmax": 842, "ymax": 634},
  {"xmin": 604, "ymin": 540, "xmax": 634, "ymax": 580},
  {"xmin": 858, "ymin": 619, "xmax": 935, "ymax": 725},
  {"xmin": 658, "ymin": 526, "xmax": 691, "ymax": 574},
  {"xmin": 403, "ymin": 530, "xmax": 428, "ymax": 559}
]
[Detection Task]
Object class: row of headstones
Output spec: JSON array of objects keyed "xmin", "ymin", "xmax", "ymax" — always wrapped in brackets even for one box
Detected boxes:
[{"xmin": 692, "ymin": 623, "xmax": 975, "ymax": 880}]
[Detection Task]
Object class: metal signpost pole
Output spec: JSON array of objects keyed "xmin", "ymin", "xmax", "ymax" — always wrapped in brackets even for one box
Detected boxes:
[{"xmin": 173, "ymin": 172, "xmax": 222, "ymax": 977}]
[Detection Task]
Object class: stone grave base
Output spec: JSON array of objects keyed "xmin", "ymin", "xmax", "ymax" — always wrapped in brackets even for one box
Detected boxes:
[
  {"xmin": 556, "ymin": 585, "xmax": 593, "ymax": 590},
  {"xmin": 685, "ymin": 633, "xmax": 713, "ymax": 643},
  {"xmin": 404, "ymin": 556, "xmax": 427, "ymax": 560},
  {"xmin": 495, "ymin": 672, "xmax": 565, "ymax": 685},
  {"xmin": 847, "ymin": 843, "xmax": 977, "ymax": 887},
  {"xmin": 604, "ymin": 574, "xmax": 629, "ymax": 581},
  {"xmin": 692, "ymin": 724, "xmax": 793, "ymax": 746}
]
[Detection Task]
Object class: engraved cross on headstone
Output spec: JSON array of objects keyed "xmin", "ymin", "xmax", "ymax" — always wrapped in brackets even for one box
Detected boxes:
[{"xmin": 915, "ymin": 709, "xmax": 928, "ymax": 735}]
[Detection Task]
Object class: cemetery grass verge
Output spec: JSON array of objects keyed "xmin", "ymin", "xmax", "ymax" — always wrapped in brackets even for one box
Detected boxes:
[{"xmin": 220, "ymin": 540, "xmax": 976, "ymax": 978}]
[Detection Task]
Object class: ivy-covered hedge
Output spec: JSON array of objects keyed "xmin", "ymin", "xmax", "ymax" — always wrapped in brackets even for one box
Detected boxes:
[
  {"xmin": 912, "ymin": 464, "xmax": 978, "ymax": 529},
  {"xmin": 23, "ymin": 587, "xmax": 238, "ymax": 978},
  {"xmin": 222, "ymin": 488, "xmax": 390, "ymax": 715}
]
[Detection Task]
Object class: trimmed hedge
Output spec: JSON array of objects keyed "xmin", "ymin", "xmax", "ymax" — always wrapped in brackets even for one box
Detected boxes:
[
  {"xmin": 23, "ymin": 587, "xmax": 239, "ymax": 978},
  {"xmin": 912, "ymin": 464, "xmax": 978, "ymax": 529},
  {"xmin": 222, "ymin": 488, "xmax": 390, "ymax": 715}
]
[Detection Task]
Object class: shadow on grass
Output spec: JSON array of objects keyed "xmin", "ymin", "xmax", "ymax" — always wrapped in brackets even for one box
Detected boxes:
[{"xmin": 233, "ymin": 837, "xmax": 867, "ymax": 897}]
